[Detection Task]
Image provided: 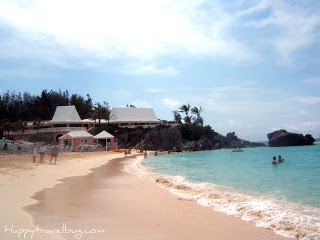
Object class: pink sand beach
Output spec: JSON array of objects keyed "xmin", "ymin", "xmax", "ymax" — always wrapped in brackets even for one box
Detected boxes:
[{"xmin": 0, "ymin": 151, "xmax": 288, "ymax": 240}]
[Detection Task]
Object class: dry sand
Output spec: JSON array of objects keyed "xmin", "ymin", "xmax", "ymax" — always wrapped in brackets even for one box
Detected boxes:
[
  {"xmin": 0, "ymin": 151, "xmax": 123, "ymax": 240},
  {"xmin": 0, "ymin": 151, "xmax": 288, "ymax": 240}
]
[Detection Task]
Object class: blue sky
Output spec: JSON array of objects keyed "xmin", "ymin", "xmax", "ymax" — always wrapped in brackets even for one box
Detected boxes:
[{"xmin": 0, "ymin": 0, "xmax": 320, "ymax": 141}]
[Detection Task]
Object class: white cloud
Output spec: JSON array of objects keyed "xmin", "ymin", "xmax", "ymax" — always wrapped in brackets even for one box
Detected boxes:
[
  {"xmin": 162, "ymin": 98, "xmax": 181, "ymax": 109},
  {"xmin": 229, "ymin": 120, "xmax": 241, "ymax": 127},
  {"xmin": 131, "ymin": 100, "xmax": 151, "ymax": 108},
  {"xmin": 239, "ymin": 0, "xmax": 320, "ymax": 64},
  {"xmin": 244, "ymin": 80, "xmax": 257, "ymax": 85},
  {"xmin": 284, "ymin": 121, "xmax": 320, "ymax": 136},
  {"xmin": 298, "ymin": 109, "xmax": 308, "ymax": 116},
  {"xmin": 270, "ymin": 127, "xmax": 282, "ymax": 133},
  {"xmin": 129, "ymin": 64, "xmax": 179, "ymax": 76},
  {"xmin": 145, "ymin": 88, "xmax": 170, "ymax": 93},
  {"xmin": 0, "ymin": 67, "xmax": 57, "ymax": 79},
  {"xmin": 111, "ymin": 89, "xmax": 133, "ymax": 102},
  {"xmin": 291, "ymin": 97, "xmax": 320, "ymax": 105},
  {"xmin": 302, "ymin": 78, "xmax": 320, "ymax": 86},
  {"xmin": 0, "ymin": 0, "xmax": 256, "ymax": 74}
]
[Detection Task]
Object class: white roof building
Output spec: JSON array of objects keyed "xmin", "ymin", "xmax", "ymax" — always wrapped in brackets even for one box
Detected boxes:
[
  {"xmin": 51, "ymin": 105, "xmax": 82, "ymax": 123},
  {"xmin": 109, "ymin": 107, "xmax": 160, "ymax": 126},
  {"xmin": 59, "ymin": 131, "xmax": 94, "ymax": 139},
  {"xmin": 93, "ymin": 130, "xmax": 114, "ymax": 139}
]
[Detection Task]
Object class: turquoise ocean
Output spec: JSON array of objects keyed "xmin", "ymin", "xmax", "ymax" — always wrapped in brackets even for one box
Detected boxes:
[{"xmin": 132, "ymin": 139, "xmax": 320, "ymax": 239}]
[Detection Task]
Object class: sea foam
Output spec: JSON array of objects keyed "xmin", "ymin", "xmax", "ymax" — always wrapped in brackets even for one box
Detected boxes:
[{"xmin": 125, "ymin": 157, "xmax": 320, "ymax": 240}]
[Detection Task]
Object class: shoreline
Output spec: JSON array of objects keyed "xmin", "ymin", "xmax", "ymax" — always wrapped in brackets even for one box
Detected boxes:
[
  {"xmin": 136, "ymin": 148, "xmax": 320, "ymax": 239},
  {"xmin": 0, "ymin": 151, "xmax": 130, "ymax": 240},
  {"xmin": 13, "ymin": 152, "xmax": 287, "ymax": 240}
]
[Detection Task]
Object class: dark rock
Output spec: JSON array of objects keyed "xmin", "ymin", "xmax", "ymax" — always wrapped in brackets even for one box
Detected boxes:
[
  {"xmin": 116, "ymin": 126, "xmax": 266, "ymax": 151},
  {"xmin": 267, "ymin": 129, "xmax": 315, "ymax": 147}
]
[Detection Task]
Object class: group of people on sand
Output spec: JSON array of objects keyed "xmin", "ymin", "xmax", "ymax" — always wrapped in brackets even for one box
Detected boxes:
[
  {"xmin": 124, "ymin": 148, "xmax": 158, "ymax": 159},
  {"xmin": 1, "ymin": 138, "xmax": 24, "ymax": 155},
  {"xmin": 272, "ymin": 155, "xmax": 284, "ymax": 165},
  {"xmin": 144, "ymin": 150, "xmax": 158, "ymax": 159},
  {"xmin": 32, "ymin": 142, "xmax": 59, "ymax": 164}
]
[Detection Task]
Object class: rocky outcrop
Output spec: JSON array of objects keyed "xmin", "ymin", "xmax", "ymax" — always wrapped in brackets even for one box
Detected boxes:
[
  {"xmin": 138, "ymin": 127, "xmax": 183, "ymax": 151},
  {"xmin": 267, "ymin": 129, "xmax": 315, "ymax": 147},
  {"xmin": 116, "ymin": 126, "xmax": 265, "ymax": 151}
]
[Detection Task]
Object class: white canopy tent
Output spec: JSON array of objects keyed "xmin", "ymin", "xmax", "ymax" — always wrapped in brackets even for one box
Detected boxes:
[{"xmin": 93, "ymin": 130, "xmax": 115, "ymax": 151}]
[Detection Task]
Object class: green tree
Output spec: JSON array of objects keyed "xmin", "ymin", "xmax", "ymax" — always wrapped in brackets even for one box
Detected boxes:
[
  {"xmin": 15, "ymin": 120, "xmax": 28, "ymax": 139},
  {"xmin": 191, "ymin": 106, "xmax": 204, "ymax": 126},
  {"xmin": 93, "ymin": 102, "xmax": 111, "ymax": 126},
  {"xmin": 70, "ymin": 94, "xmax": 93, "ymax": 119},
  {"xmin": 33, "ymin": 119, "xmax": 43, "ymax": 134},
  {"xmin": 172, "ymin": 111, "xmax": 182, "ymax": 124},
  {"xmin": 21, "ymin": 92, "xmax": 36, "ymax": 120},
  {"xmin": 126, "ymin": 104, "xmax": 136, "ymax": 108},
  {"xmin": 179, "ymin": 104, "xmax": 191, "ymax": 125},
  {"xmin": 0, "ymin": 119, "xmax": 12, "ymax": 139}
]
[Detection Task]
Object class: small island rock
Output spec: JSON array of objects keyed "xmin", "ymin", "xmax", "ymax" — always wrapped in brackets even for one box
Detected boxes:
[{"xmin": 267, "ymin": 129, "xmax": 315, "ymax": 147}]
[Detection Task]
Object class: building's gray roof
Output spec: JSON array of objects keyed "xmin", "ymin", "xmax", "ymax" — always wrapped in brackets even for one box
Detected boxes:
[
  {"xmin": 110, "ymin": 107, "xmax": 160, "ymax": 123},
  {"xmin": 93, "ymin": 130, "xmax": 114, "ymax": 139},
  {"xmin": 51, "ymin": 105, "xmax": 81, "ymax": 123},
  {"xmin": 60, "ymin": 131, "xmax": 93, "ymax": 139}
]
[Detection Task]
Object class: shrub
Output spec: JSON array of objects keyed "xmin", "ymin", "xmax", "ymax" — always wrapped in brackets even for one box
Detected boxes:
[
  {"xmin": 88, "ymin": 125, "xmax": 121, "ymax": 136},
  {"xmin": 28, "ymin": 133, "xmax": 53, "ymax": 144},
  {"xmin": 180, "ymin": 125, "xmax": 203, "ymax": 141}
]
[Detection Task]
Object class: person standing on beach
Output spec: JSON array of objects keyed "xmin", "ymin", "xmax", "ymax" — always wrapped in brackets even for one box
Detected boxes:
[
  {"xmin": 50, "ymin": 143, "xmax": 59, "ymax": 164},
  {"xmin": 2, "ymin": 141, "xmax": 9, "ymax": 154},
  {"xmin": 32, "ymin": 143, "xmax": 37, "ymax": 163},
  {"xmin": 144, "ymin": 150, "xmax": 148, "ymax": 159},
  {"xmin": 39, "ymin": 143, "xmax": 46, "ymax": 163},
  {"xmin": 17, "ymin": 138, "xmax": 23, "ymax": 155}
]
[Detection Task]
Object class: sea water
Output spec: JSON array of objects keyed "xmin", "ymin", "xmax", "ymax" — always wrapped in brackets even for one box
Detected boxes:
[{"xmin": 132, "ymin": 141, "xmax": 320, "ymax": 239}]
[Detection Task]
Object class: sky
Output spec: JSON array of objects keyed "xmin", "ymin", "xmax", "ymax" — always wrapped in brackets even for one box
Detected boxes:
[{"xmin": 0, "ymin": 0, "xmax": 320, "ymax": 141}]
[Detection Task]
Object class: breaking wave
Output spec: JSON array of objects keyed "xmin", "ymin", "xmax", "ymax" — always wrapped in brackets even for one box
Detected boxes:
[{"xmin": 125, "ymin": 157, "xmax": 320, "ymax": 240}]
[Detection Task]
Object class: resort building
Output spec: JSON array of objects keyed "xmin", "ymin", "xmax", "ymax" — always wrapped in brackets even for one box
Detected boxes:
[
  {"xmin": 8, "ymin": 105, "xmax": 160, "ymax": 147},
  {"xmin": 109, "ymin": 107, "xmax": 160, "ymax": 127},
  {"xmin": 8, "ymin": 106, "xmax": 99, "ymax": 142},
  {"xmin": 58, "ymin": 131, "xmax": 95, "ymax": 147},
  {"xmin": 93, "ymin": 130, "xmax": 115, "ymax": 151}
]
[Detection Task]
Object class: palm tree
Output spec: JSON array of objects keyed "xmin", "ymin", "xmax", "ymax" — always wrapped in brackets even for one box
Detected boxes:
[
  {"xmin": 33, "ymin": 119, "xmax": 42, "ymax": 134},
  {"xmin": 179, "ymin": 104, "xmax": 191, "ymax": 124},
  {"xmin": 0, "ymin": 119, "xmax": 12, "ymax": 139},
  {"xmin": 179, "ymin": 104, "xmax": 191, "ymax": 116},
  {"xmin": 172, "ymin": 111, "xmax": 182, "ymax": 124},
  {"xmin": 191, "ymin": 106, "xmax": 204, "ymax": 126},
  {"xmin": 93, "ymin": 102, "xmax": 111, "ymax": 126},
  {"xmin": 15, "ymin": 120, "xmax": 28, "ymax": 139},
  {"xmin": 183, "ymin": 115, "xmax": 192, "ymax": 125}
]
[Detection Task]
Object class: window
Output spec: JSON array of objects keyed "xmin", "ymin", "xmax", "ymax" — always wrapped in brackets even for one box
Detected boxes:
[
  {"xmin": 80, "ymin": 139, "xmax": 88, "ymax": 145},
  {"xmin": 54, "ymin": 124, "xmax": 67, "ymax": 128}
]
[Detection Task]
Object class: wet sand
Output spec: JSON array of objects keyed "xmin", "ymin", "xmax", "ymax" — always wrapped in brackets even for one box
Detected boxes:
[
  {"xmin": 23, "ymin": 156, "xmax": 288, "ymax": 240},
  {"xmin": 0, "ymin": 151, "xmax": 124, "ymax": 240}
]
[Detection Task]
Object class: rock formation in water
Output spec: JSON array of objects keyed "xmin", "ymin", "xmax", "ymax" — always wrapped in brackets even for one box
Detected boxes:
[{"xmin": 267, "ymin": 129, "xmax": 315, "ymax": 147}]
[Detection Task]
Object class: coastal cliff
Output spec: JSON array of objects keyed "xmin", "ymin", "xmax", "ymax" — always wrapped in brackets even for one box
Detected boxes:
[
  {"xmin": 267, "ymin": 129, "xmax": 315, "ymax": 147},
  {"xmin": 115, "ymin": 125, "xmax": 264, "ymax": 151}
]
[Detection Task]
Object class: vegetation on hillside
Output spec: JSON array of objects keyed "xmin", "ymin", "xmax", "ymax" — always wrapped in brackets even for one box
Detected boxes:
[{"xmin": 173, "ymin": 104, "xmax": 204, "ymax": 127}]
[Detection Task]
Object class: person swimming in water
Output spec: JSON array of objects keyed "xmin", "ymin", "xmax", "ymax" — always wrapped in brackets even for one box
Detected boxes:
[
  {"xmin": 272, "ymin": 156, "xmax": 277, "ymax": 165},
  {"xmin": 278, "ymin": 155, "xmax": 284, "ymax": 163}
]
